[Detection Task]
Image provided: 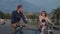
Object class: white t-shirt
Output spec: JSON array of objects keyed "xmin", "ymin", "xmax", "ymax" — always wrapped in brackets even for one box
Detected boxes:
[{"xmin": 39, "ymin": 16, "xmax": 51, "ymax": 26}]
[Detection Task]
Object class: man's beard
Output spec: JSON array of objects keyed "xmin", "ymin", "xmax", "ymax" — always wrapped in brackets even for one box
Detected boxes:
[{"xmin": 19, "ymin": 11, "xmax": 22, "ymax": 13}]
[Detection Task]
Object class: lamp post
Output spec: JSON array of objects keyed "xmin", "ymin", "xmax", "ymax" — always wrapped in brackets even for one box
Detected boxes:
[{"xmin": 17, "ymin": 0, "xmax": 19, "ymax": 6}]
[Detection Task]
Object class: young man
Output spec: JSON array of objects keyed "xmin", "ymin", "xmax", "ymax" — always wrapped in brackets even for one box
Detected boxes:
[{"xmin": 11, "ymin": 5, "xmax": 28, "ymax": 34}]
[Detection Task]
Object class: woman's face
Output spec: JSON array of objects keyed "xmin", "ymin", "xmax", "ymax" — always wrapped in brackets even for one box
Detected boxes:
[{"xmin": 41, "ymin": 12, "xmax": 45, "ymax": 16}]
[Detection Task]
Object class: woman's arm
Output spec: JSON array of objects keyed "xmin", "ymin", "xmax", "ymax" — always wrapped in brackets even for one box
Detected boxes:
[
  {"xmin": 47, "ymin": 17, "xmax": 51, "ymax": 23},
  {"xmin": 47, "ymin": 17, "xmax": 54, "ymax": 25}
]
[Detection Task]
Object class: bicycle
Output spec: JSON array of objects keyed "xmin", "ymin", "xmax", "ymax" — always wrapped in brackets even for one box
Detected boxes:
[
  {"xmin": 15, "ymin": 23, "xmax": 58, "ymax": 34},
  {"xmin": 15, "ymin": 25, "xmax": 40, "ymax": 34},
  {"xmin": 16, "ymin": 25, "xmax": 25, "ymax": 34},
  {"xmin": 36, "ymin": 23, "xmax": 55, "ymax": 34}
]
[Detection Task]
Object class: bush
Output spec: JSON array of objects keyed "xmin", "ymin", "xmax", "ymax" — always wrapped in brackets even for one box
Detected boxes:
[
  {"xmin": 54, "ymin": 23, "xmax": 60, "ymax": 25},
  {"xmin": 29, "ymin": 21, "xmax": 36, "ymax": 26}
]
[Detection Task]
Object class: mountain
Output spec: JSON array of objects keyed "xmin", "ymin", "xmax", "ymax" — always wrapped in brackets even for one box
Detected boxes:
[
  {"xmin": 0, "ymin": 0, "xmax": 60, "ymax": 13},
  {"xmin": 0, "ymin": 0, "xmax": 41, "ymax": 13},
  {"xmin": 0, "ymin": 0, "xmax": 18, "ymax": 13}
]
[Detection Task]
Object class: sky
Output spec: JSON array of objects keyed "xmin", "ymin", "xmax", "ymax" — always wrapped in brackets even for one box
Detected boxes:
[{"xmin": 0, "ymin": 0, "xmax": 60, "ymax": 13}]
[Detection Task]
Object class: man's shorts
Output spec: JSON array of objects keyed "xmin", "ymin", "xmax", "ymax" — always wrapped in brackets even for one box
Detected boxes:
[{"xmin": 11, "ymin": 22, "xmax": 20, "ymax": 34}]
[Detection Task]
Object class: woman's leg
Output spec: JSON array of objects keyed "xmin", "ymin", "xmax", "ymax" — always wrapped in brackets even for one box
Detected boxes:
[
  {"xmin": 40, "ymin": 26, "xmax": 46, "ymax": 34},
  {"xmin": 44, "ymin": 26, "xmax": 48, "ymax": 34}
]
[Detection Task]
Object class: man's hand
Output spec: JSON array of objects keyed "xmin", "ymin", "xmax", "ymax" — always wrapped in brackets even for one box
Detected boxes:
[{"xmin": 12, "ymin": 24, "xmax": 16, "ymax": 28}]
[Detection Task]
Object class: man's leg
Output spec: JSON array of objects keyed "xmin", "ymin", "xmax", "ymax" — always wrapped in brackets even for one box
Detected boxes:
[
  {"xmin": 16, "ymin": 23, "xmax": 23, "ymax": 34},
  {"xmin": 11, "ymin": 23, "xmax": 16, "ymax": 34}
]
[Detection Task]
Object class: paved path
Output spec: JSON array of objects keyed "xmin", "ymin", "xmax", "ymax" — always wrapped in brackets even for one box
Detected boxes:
[
  {"xmin": 0, "ymin": 21, "xmax": 40, "ymax": 34},
  {"xmin": 0, "ymin": 21, "xmax": 60, "ymax": 34},
  {"xmin": 52, "ymin": 30, "xmax": 60, "ymax": 34}
]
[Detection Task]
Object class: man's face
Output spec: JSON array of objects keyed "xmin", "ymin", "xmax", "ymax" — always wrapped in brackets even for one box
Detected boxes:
[{"xmin": 18, "ymin": 7, "xmax": 23, "ymax": 12}]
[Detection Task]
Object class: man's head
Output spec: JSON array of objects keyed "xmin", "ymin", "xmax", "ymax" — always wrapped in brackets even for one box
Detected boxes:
[{"xmin": 17, "ymin": 5, "xmax": 23, "ymax": 12}]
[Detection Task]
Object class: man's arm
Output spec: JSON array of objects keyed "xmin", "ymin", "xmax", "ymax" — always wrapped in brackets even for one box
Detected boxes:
[
  {"xmin": 21, "ymin": 13, "xmax": 28, "ymax": 24},
  {"xmin": 11, "ymin": 11, "xmax": 15, "ymax": 24}
]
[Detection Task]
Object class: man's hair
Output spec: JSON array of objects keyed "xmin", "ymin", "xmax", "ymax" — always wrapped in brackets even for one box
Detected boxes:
[{"xmin": 17, "ymin": 5, "xmax": 22, "ymax": 9}]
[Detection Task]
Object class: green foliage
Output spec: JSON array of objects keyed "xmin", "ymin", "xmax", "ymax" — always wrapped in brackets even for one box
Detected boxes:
[
  {"xmin": 54, "ymin": 23, "xmax": 60, "ymax": 25},
  {"xmin": 5, "ymin": 13, "xmax": 10, "ymax": 19},
  {"xmin": 54, "ymin": 23, "xmax": 60, "ymax": 27},
  {"xmin": 0, "ymin": 11, "xmax": 10, "ymax": 19},
  {"xmin": 52, "ymin": 7, "xmax": 60, "ymax": 23},
  {"xmin": 0, "ymin": 11, "xmax": 5, "ymax": 19},
  {"xmin": 29, "ymin": 21, "xmax": 36, "ymax": 26},
  {"xmin": 27, "ymin": 14, "xmax": 38, "ymax": 19}
]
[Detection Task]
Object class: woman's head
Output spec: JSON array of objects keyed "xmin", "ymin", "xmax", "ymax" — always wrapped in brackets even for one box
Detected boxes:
[{"xmin": 40, "ymin": 11, "xmax": 47, "ymax": 17}]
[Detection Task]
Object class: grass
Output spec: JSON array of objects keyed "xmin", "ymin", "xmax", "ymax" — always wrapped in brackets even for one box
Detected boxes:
[
  {"xmin": 29, "ymin": 22, "xmax": 60, "ymax": 27},
  {"xmin": 29, "ymin": 21, "xmax": 36, "ymax": 26}
]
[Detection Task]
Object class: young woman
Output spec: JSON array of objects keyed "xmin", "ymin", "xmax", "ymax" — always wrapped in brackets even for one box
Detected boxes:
[{"xmin": 38, "ymin": 11, "xmax": 53, "ymax": 34}]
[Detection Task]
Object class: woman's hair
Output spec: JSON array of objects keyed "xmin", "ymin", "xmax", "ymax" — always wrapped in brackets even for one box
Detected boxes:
[{"xmin": 40, "ymin": 11, "xmax": 47, "ymax": 17}]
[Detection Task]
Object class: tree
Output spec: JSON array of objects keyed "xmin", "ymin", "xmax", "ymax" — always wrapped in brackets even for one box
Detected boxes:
[
  {"xmin": 5, "ymin": 13, "xmax": 10, "ymax": 19},
  {"xmin": 0, "ymin": 11, "xmax": 5, "ymax": 19},
  {"xmin": 27, "ymin": 14, "xmax": 38, "ymax": 19},
  {"xmin": 52, "ymin": 7, "xmax": 60, "ymax": 23}
]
